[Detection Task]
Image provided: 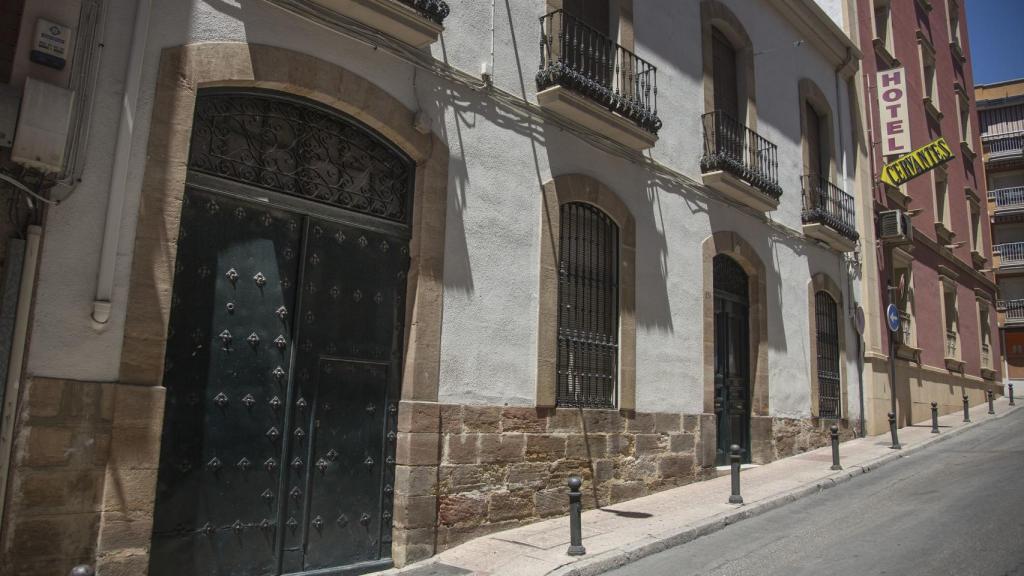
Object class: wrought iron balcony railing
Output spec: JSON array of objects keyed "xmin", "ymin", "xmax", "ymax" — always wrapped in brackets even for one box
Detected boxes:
[
  {"xmin": 700, "ymin": 111, "xmax": 782, "ymax": 200},
  {"xmin": 945, "ymin": 330, "xmax": 959, "ymax": 359},
  {"xmin": 998, "ymin": 299, "xmax": 1024, "ymax": 324},
  {"xmin": 982, "ymin": 130, "xmax": 1024, "ymax": 161},
  {"xmin": 537, "ymin": 9, "xmax": 661, "ymax": 134},
  {"xmin": 990, "ymin": 186, "xmax": 1024, "ymax": 211},
  {"xmin": 995, "ymin": 242, "xmax": 1024, "ymax": 267},
  {"xmin": 396, "ymin": 0, "xmax": 449, "ymax": 24},
  {"xmin": 801, "ymin": 174, "xmax": 858, "ymax": 242}
]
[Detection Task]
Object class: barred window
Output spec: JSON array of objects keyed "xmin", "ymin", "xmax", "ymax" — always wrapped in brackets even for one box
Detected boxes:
[
  {"xmin": 557, "ymin": 202, "xmax": 619, "ymax": 408},
  {"xmin": 815, "ymin": 291, "xmax": 841, "ymax": 419}
]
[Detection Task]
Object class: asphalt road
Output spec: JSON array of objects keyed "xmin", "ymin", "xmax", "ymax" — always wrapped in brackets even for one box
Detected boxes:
[{"xmin": 606, "ymin": 412, "xmax": 1024, "ymax": 576}]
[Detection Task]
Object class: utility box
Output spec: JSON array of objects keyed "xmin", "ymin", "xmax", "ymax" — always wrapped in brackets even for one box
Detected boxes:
[
  {"xmin": 0, "ymin": 84, "xmax": 20, "ymax": 148},
  {"xmin": 11, "ymin": 77, "xmax": 74, "ymax": 173}
]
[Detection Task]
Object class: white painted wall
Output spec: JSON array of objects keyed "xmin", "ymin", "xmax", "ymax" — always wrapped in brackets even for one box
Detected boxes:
[{"xmin": 23, "ymin": 0, "xmax": 862, "ymax": 422}]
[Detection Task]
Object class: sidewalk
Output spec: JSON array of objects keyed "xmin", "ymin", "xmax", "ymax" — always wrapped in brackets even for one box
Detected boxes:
[{"xmin": 381, "ymin": 397, "xmax": 1020, "ymax": 576}]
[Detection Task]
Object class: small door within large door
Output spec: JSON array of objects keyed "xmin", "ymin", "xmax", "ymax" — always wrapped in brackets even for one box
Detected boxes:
[
  {"xmin": 713, "ymin": 255, "xmax": 751, "ymax": 466},
  {"xmin": 150, "ymin": 89, "xmax": 414, "ymax": 576}
]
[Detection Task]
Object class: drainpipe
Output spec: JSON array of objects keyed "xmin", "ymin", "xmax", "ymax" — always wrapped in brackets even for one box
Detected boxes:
[
  {"xmin": 90, "ymin": 0, "xmax": 152, "ymax": 326},
  {"xmin": 835, "ymin": 47, "xmax": 866, "ymax": 436},
  {"xmin": 0, "ymin": 225, "xmax": 43, "ymax": 521}
]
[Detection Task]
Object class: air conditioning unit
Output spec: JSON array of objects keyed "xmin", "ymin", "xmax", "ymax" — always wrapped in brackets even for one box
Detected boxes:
[{"xmin": 878, "ymin": 209, "xmax": 914, "ymax": 244}]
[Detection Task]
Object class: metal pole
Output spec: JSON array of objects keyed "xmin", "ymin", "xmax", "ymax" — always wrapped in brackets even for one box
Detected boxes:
[
  {"xmin": 69, "ymin": 566, "xmax": 94, "ymax": 576},
  {"xmin": 988, "ymin": 389, "xmax": 995, "ymax": 415},
  {"xmin": 888, "ymin": 411, "xmax": 901, "ymax": 449},
  {"xmin": 566, "ymin": 476, "xmax": 585, "ymax": 556},
  {"xmin": 930, "ymin": 401, "xmax": 939, "ymax": 434},
  {"xmin": 963, "ymin": 394, "xmax": 971, "ymax": 423},
  {"xmin": 1010, "ymin": 383, "xmax": 1015, "ymax": 406},
  {"xmin": 729, "ymin": 444, "xmax": 743, "ymax": 504},
  {"xmin": 830, "ymin": 425, "xmax": 842, "ymax": 470}
]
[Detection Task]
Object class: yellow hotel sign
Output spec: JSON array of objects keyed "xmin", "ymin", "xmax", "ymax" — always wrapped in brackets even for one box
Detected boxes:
[{"xmin": 880, "ymin": 137, "xmax": 955, "ymax": 187}]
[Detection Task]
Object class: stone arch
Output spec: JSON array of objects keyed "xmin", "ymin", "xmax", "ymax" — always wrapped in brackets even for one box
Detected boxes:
[
  {"xmin": 103, "ymin": 43, "xmax": 449, "ymax": 571},
  {"xmin": 701, "ymin": 231, "xmax": 769, "ymax": 459},
  {"xmin": 799, "ymin": 78, "xmax": 838, "ymax": 181},
  {"xmin": 808, "ymin": 272, "xmax": 849, "ymax": 420},
  {"xmin": 537, "ymin": 174, "xmax": 637, "ymax": 411},
  {"xmin": 701, "ymin": 0, "xmax": 758, "ymax": 129}
]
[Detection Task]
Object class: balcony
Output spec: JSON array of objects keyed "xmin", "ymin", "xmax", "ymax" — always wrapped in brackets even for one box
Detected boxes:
[
  {"xmin": 990, "ymin": 186, "xmax": 1024, "ymax": 215},
  {"xmin": 700, "ymin": 111, "xmax": 782, "ymax": 212},
  {"xmin": 982, "ymin": 130, "xmax": 1024, "ymax": 164},
  {"xmin": 537, "ymin": 10, "xmax": 661, "ymax": 151},
  {"xmin": 309, "ymin": 0, "xmax": 449, "ymax": 48},
  {"xmin": 997, "ymin": 299, "xmax": 1024, "ymax": 326},
  {"xmin": 800, "ymin": 175, "xmax": 858, "ymax": 252},
  {"xmin": 993, "ymin": 242, "xmax": 1024, "ymax": 273}
]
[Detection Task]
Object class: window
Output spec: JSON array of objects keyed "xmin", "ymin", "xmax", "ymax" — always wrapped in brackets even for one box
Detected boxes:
[
  {"xmin": 947, "ymin": 0, "xmax": 962, "ymax": 51},
  {"xmin": 712, "ymin": 27, "xmax": 740, "ymax": 120},
  {"xmin": 921, "ymin": 48, "xmax": 939, "ymax": 114},
  {"xmin": 893, "ymin": 256, "xmax": 915, "ymax": 348},
  {"xmin": 942, "ymin": 281, "xmax": 959, "ymax": 360},
  {"xmin": 979, "ymin": 302, "xmax": 993, "ymax": 370},
  {"xmin": 815, "ymin": 291, "xmax": 841, "ymax": 419},
  {"xmin": 934, "ymin": 169, "xmax": 950, "ymax": 233},
  {"xmin": 556, "ymin": 202, "xmax": 619, "ymax": 408},
  {"xmin": 958, "ymin": 93, "xmax": 972, "ymax": 144},
  {"xmin": 805, "ymin": 102, "xmax": 827, "ymax": 178},
  {"xmin": 874, "ymin": 0, "xmax": 894, "ymax": 55},
  {"xmin": 970, "ymin": 199, "xmax": 982, "ymax": 253}
]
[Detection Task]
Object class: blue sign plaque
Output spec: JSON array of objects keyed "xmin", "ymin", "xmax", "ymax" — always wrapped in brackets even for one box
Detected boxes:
[{"xmin": 886, "ymin": 303, "xmax": 901, "ymax": 333}]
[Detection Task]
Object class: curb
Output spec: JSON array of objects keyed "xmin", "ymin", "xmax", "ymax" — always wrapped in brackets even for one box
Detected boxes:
[{"xmin": 549, "ymin": 403, "xmax": 1021, "ymax": 576}]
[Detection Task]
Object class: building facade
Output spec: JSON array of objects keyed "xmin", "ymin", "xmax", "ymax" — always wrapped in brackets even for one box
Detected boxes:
[
  {"xmin": 0, "ymin": 0, "xmax": 873, "ymax": 574},
  {"xmin": 852, "ymin": 0, "xmax": 998, "ymax": 436},
  {"xmin": 977, "ymin": 78, "xmax": 1024, "ymax": 391}
]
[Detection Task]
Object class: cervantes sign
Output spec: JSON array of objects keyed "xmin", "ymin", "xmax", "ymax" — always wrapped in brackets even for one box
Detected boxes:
[
  {"xmin": 880, "ymin": 137, "xmax": 955, "ymax": 187},
  {"xmin": 876, "ymin": 68, "xmax": 911, "ymax": 156}
]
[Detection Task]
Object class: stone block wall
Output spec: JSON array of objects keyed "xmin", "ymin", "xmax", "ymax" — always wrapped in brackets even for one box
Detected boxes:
[
  {"xmin": 770, "ymin": 417, "xmax": 855, "ymax": 461},
  {"xmin": 0, "ymin": 377, "xmax": 113, "ymax": 576},
  {"xmin": 433, "ymin": 406, "xmax": 709, "ymax": 549}
]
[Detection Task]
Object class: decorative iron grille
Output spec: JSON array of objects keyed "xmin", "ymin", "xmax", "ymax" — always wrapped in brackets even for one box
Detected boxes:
[
  {"xmin": 815, "ymin": 291, "xmax": 841, "ymax": 419},
  {"xmin": 998, "ymin": 299, "xmax": 1024, "ymax": 324},
  {"xmin": 897, "ymin": 311, "xmax": 912, "ymax": 347},
  {"xmin": 188, "ymin": 90, "xmax": 415, "ymax": 225},
  {"xmin": 995, "ymin": 242, "xmax": 1024, "ymax": 266},
  {"xmin": 801, "ymin": 174, "xmax": 859, "ymax": 242},
  {"xmin": 557, "ymin": 202, "xmax": 619, "ymax": 408},
  {"xmin": 700, "ymin": 110, "xmax": 782, "ymax": 200},
  {"xmin": 396, "ymin": 0, "xmax": 450, "ymax": 25},
  {"xmin": 537, "ymin": 9, "xmax": 661, "ymax": 134},
  {"xmin": 946, "ymin": 330, "xmax": 959, "ymax": 359},
  {"xmin": 991, "ymin": 185, "xmax": 1024, "ymax": 211},
  {"xmin": 982, "ymin": 130, "xmax": 1024, "ymax": 160},
  {"xmin": 713, "ymin": 254, "xmax": 748, "ymax": 300}
]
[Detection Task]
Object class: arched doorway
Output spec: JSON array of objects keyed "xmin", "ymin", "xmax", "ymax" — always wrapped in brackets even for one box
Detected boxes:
[
  {"xmin": 149, "ymin": 89, "xmax": 414, "ymax": 576},
  {"xmin": 713, "ymin": 254, "xmax": 750, "ymax": 465}
]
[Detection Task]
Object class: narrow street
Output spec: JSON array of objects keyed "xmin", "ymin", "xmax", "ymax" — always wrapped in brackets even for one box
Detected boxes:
[{"xmin": 607, "ymin": 412, "xmax": 1024, "ymax": 576}]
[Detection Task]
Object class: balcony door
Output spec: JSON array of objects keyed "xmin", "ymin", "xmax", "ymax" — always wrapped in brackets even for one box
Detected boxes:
[
  {"xmin": 712, "ymin": 28, "xmax": 740, "ymax": 122},
  {"xmin": 564, "ymin": 0, "xmax": 611, "ymax": 35}
]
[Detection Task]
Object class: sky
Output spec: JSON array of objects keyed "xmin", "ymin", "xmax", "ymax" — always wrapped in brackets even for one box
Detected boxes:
[{"xmin": 966, "ymin": 0, "xmax": 1024, "ymax": 85}]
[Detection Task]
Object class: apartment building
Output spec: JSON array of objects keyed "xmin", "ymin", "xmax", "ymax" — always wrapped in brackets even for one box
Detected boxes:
[{"xmin": 977, "ymin": 78, "xmax": 1024, "ymax": 392}]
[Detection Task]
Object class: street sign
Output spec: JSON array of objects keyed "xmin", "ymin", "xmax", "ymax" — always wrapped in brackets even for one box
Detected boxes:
[
  {"xmin": 854, "ymin": 305, "xmax": 865, "ymax": 336},
  {"xmin": 880, "ymin": 136, "xmax": 955, "ymax": 188},
  {"xmin": 886, "ymin": 303, "xmax": 901, "ymax": 333}
]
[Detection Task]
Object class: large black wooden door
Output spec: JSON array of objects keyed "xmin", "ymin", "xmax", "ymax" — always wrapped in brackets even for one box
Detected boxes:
[
  {"xmin": 151, "ymin": 89, "xmax": 413, "ymax": 576},
  {"xmin": 713, "ymin": 255, "xmax": 751, "ymax": 466}
]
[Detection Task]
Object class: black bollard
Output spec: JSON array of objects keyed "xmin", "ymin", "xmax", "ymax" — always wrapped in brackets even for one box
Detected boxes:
[
  {"xmin": 963, "ymin": 394, "xmax": 971, "ymax": 423},
  {"xmin": 988, "ymin": 389, "xmax": 995, "ymax": 415},
  {"xmin": 728, "ymin": 444, "xmax": 743, "ymax": 504},
  {"xmin": 1010, "ymin": 383, "xmax": 1016, "ymax": 406},
  {"xmin": 931, "ymin": 401, "xmax": 939, "ymax": 434},
  {"xmin": 888, "ymin": 411, "xmax": 901, "ymax": 450},
  {"xmin": 830, "ymin": 425, "xmax": 842, "ymax": 471},
  {"xmin": 566, "ymin": 476, "xmax": 585, "ymax": 556},
  {"xmin": 69, "ymin": 567, "xmax": 94, "ymax": 576}
]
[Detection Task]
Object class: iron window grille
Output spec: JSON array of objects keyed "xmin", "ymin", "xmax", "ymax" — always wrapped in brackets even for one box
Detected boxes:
[
  {"xmin": 556, "ymin": 202, "xmax": 619, "ymax": 409},
  {"xmin": 537, "ymin": 9, "xmax": 661, "ymax": 134},
  {"xmin": 801, "ymin": 174, "xmax": 859, "ymax": 242},
  {"xmin": 700, "ymin": 110, "xmax": 783, "ymax": 200},
  {"xmin": 395, "ymin": 0, "xmax": 450, "ymax": 25},
  {"xmin": 815, "ymin": 291, "xmax": 841, "ymax": 419}
]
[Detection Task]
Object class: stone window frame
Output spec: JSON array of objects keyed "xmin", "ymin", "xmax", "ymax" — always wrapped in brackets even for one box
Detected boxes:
[
  {"xmin": 101, "ymin": 43, "xmax": 449, "ymax": 572},
  {"xmin": 977, "ymin": 297, "xmax": 993, "ymax": 371},
  {"xmin": 537, "ymin": 174, "xmax": 636, "ymax": 412},
  {"xmin": 807, "ymin": 273, "xmax": 849, "ymax": 420},
  {"xmin": 701, "ymin": 232, "xmax": 769, "ymax": 420},
  {"xmin": 892, "ymin": 248, "xmax": 918, "ymax": 350},
  {"xmin": 700, "ymin": 0, "xmax": 758, "ymax": 130},
  {"xmin": 939, "ymin": 272, "xmax": 961, "ymax": 362},
  {"xmin": 798, "ymin": 78, "xmax": 837, "ymax": 182}
]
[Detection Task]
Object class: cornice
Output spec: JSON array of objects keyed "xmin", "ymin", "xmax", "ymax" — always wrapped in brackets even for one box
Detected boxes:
[{"xmin": 767, "ymin": 0, "xmax": 862, "ymax": 75}]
